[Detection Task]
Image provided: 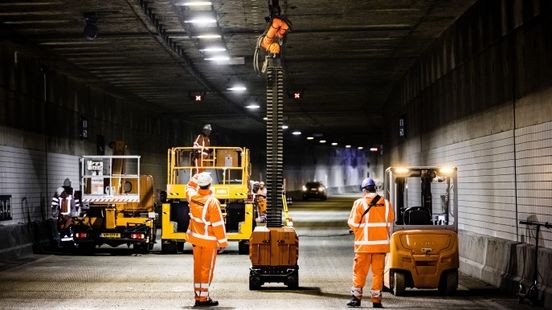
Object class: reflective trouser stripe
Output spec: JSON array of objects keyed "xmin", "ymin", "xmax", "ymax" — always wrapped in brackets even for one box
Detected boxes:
[
  {"xmin": 351, "ymin": 287, "xmax": 363, "ymax": 298},
  {"xmin": 352, "ymin": 252, "xmax": 385, "ymax": 302},
  {"xmin": 193, "ymin": 245, "xmax": 218, "ymax": 301}
]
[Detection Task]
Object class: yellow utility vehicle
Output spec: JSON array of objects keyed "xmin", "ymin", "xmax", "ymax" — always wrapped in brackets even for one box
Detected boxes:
[
  {"xmin": 384, "ymin": 166, "xmax": 459, "ymax": 295},
  {"xmin": 72, "ymin": 153, "xmax": 156, "ymax": 252},
  {"xmin": 161, "ymin": 146, "xmax": 254, "ymax": 254}
]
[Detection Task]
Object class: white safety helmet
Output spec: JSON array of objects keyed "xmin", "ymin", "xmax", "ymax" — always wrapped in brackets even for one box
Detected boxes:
[
  {"xmin": 63, "ymin": 178, "xmax": 71, "ymax": 187},
  {"xmin": 197, "ymin": 172, "xmax": 212, "ymax": 187},
  {"xmin": 259, "ymin": 181, "xmax": 265, "ymax": 187},
  {"xmin": 56, "ymin": 187, "xmax": 65, "ymax": 196},
  {"xmin": 203, "ymin": 124, "xmax": 212, "ymax": 131}
]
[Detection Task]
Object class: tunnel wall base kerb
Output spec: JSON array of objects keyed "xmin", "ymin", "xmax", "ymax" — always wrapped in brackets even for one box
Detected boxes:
[{"xmin": 459, "ymin": 230, "xmax": 552, "ymax": 308}]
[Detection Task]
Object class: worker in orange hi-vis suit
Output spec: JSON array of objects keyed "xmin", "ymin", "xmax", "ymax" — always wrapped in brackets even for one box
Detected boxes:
[
  {"xmin": 347, "ymin": 178, "xmax": 394, "ymax": 309},
  {"xmin": 186, "ymin": 172, "xmax": 228, "ymax": 307},
  {"xmin": 255, "ymin": 181, "xmax": 268, "ymax": 221},
  {"xmin": 192, "ymin": 124, "xmax": 212, "ymax": 174}
]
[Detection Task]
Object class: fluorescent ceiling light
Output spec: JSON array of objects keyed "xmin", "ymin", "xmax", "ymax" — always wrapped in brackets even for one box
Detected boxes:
[
  {"xmin": 306, "ymin": 136, "xmax": 314, "ymax": 140},
  {"xmin": 245, "ymin": 104, "xmax": 260, "ymax": 110},
  {"xmin": 263, "ymin": 117, "xmax": 268, "ymax": 121},
  {"xmin": 331, "ymin": 142, "xmax": 338, "ymax": 146},
  {"xmin": 345, "ymin": 145, "xmax": 351, "ymax": 148},
  {"xmin": 200, "ymin": 47, "xmax": 226, "ymax": 52},
  {"xmin": 196, "ymin": 34, "xmax": 221, "ymax": 39},
  {"xmin": 282, "ymin": 125, "xmax": 289, "ymax": 129},
  {"xmin": 292, "ymin": 131, "xmax": 301, "ymax": 135},
  {"xmin": 184, "ymin": 17, "xmax": 216, "ymax": 25},
  {"xmin": 319, "ymin": 140, "xmax": 327, "ymax": 144},
  {"xmin": 357, "ymin": 146, "xmax": 364, "ymax": 150},
  {"xmin": 176, "ymin": 1, "xmax": 212, "ymax": 6},
  {"xmin": 370, "ymin": 147, "xmax": 378, "ymax": 152},
  {"xmin": 205, "ymin": 55, "xmax": 230, "ymax": 62},
  {"xmin": 227, "ymin": 85, "xmax": 247, "ymax": 92}
]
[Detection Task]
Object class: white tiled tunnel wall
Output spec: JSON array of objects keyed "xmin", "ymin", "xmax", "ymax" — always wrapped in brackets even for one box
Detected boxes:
[
  {"xmin": 409, "ymin": 120, "xmax": 552, "ymax": 249},
  {"xmin": 515, "ymin": 121, "xmax": 552, "ymax": 247},
  {"xmin": 0, "ymin": 145, "xmax": 78, "ymax": 224}
]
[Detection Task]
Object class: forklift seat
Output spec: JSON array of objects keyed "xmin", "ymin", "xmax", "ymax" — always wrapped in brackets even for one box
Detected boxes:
[{"xmin": 403, "ymin": 206, "xmax": 432, "ymax": 225}]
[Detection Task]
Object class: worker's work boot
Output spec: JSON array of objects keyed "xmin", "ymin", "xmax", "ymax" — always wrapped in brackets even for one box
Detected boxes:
[
  {"xmin": 346, "ymin": 296, "xmax": 361, "ymax": 307},
  {"xmin": 372, "ymin": 302, "xmax": 384, "ymax": 308},
  {"xmin": 194, "ymin": 298, "xmax": 219, "ymax": 307}
]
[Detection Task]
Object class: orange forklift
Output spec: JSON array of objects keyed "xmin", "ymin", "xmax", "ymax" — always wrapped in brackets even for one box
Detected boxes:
[{"xmin": 383, "ymin": 166, "xmax": 459, "ymax": 295}]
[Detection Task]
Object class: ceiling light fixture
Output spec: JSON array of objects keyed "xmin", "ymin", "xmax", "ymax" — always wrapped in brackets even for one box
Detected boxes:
[
  {"xmin": 370, "ymin": 147, "xmax": 379, "ymax": 152},
  {"xmin": 345, "ymin": 145, "xmax": 351, "ymax": 148},
  {"xmin": 205, "ymin": 55, "xmax": 230, "ymax": 62},
  {"xmin": 357, "ymin": 146, "xmax": 364, "ymax": 150},
  {"xmin": 292, "ymin": 131, "xmax": 301, "ymax": 135},
  {"xmin": 176, "ymin": 1, "xmax": 212, "ymax": 6},
  {"xmin": 196, "ymin": 34, "xmax": 221, "ymax": 39},
  {"xmin": 184, "ymin": 17, "xmax": 216, "ymax": 25},
  {"xmin": 306, "ymin": 136, "xmax": 314, "ymax": 140},
  {"xmin": 331, "ymin": 142, "xmax": 338, "ymax": 146},
  {"xmin": 245, "ymin": 104, "xmax": 260, "ymax": 110},
  {"xmin": 227, "ymin": 85, "xmax": 247, "ymax": 92},
  {"xmin": 282, "ymin": 125, "xmax": 289, "ymax": 130},
  {"xmin": 319, "ymin": 140, "xmax": 327, "ymax": 144},
  {"xmin": 263, "ymin": 117, "xmax": 268, "ymax": 121},
  {"xmin": 200, "ymin": 47, "xmax": 226, "ymax": 52}
]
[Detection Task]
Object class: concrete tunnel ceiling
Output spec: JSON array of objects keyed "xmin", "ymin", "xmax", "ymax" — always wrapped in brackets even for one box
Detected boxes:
[{"xmin": 0, "ymin": 0, "xmax": 476, "ymax": 147}]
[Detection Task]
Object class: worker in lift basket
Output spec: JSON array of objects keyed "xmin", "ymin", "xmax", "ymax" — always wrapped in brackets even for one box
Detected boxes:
[
  {"xmin": 186, "ymin": 172, "xmax": 228, "ymax": 307},
  {"xmin": 192, "ymin": 124, "xmax": 212, "ymax": 174},
  {"xmin": 347, "ymin": 178, "xmax": 394, "ymax": 308}
]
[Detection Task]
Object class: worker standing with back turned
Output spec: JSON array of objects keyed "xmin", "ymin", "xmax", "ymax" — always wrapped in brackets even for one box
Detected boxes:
[
  {"xmin": 186, "ymin": 172, "xmax": 228, "ymax": 307},
  {"xmin": 347, "ymin": 178, "xmax": 394, "ymax": 308}
]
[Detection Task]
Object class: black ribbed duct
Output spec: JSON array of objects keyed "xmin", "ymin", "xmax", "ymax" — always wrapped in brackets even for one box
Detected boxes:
[{"xmin": 265, "ymin": 58, "xmax": 284, "ymax": 228}]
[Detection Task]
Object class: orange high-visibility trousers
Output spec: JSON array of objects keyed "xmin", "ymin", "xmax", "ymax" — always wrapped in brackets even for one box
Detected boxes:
[
  {"xmin": 193, "ymin": 245, "xmax": 218, "ymax": 301},
  {"xmin": 352, "ymin": 252, "xmax": 386, "ymax": 303}
]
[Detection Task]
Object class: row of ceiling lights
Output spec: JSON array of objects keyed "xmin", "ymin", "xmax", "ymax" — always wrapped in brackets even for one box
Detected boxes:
[
  {"xmin": 180, "ymin": 2, "xmax": 377, "ymax": 154},
  {"xmin": 176, "ymin": 1, "xmax": 233, "ymax": 64},
  {"xmin": 178, "ymin": 1, "xmax": 254, "ymax": 110}
]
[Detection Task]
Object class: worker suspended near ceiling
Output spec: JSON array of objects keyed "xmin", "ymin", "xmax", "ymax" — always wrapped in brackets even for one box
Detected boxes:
[
  {"xmin": 347, "ymin": 178, "xmax": 395, "ymax": 308},
  {"xmin": 192, "ymin": 124, "xmax": 212, "ymax": 174},
  {"xmin": 186, "ymin": 172, "xmax": 228, "ymax": 307}
]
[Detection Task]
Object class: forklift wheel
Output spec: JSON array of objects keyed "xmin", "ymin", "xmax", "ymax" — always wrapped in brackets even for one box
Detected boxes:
[
  {"xmin": 438, "ymin": 270, "xmax": 458, "ymax": 295},
  {"xmin": 238, "ymin": 240, "xmax": 250, "ymax": 255},
  {"xmin": 249, "ymin": 276, "xmax": 261, "ymax": 290},
  {"xmin": 392, "ymin": 271, "xmax": 406, "ymax": 296}
]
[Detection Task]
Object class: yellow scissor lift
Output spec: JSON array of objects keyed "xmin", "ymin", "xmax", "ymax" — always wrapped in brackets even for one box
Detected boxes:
[{"xmin": 161, "ymin": 146, "xmax": 254, "ymax": 254}]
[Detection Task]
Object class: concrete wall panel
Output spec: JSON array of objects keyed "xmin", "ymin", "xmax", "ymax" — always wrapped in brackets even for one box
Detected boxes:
[{"xmin": 383, "ymin": 0, "xmax": 552, "ymax": 300}]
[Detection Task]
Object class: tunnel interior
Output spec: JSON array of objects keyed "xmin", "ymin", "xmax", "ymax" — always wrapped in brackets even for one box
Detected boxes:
[{"xmin": 1, "ymin": 0, "xmax": 552, "ymax": 308}]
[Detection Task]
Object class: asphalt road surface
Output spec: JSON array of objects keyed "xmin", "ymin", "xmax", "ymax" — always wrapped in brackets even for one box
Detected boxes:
[{"xmin": 0, "ymin": 196, "xmax": 530, "ymax": 309}]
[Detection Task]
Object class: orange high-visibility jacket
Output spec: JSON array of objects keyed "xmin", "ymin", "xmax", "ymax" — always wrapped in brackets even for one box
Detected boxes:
[
  {"xmin": 193, "ymin": 134, "xmax": 210, "ymax": 156},
  {"xmin": 348, "ymin": 194, "xmax": 394, "ymax": 253},
  {"xmin": 186, "ymin": 176, "xmax": 228, "ymax": 248}
]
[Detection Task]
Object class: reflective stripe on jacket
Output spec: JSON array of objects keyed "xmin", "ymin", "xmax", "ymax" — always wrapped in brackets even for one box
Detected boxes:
[
  {"xmin": 348, "ymin": 194, "xmax": 394, "ymax": 253},
  {"xmin": 193, "ymin": 134, "xmax": 210, "ymax": 156},
  {"xmin": 52, "ymin": 195, "xmax": 80, "ymax": 217},
  {"xmin": 186, "ymin": 175, "xmax": 228, "ymax": 248}
]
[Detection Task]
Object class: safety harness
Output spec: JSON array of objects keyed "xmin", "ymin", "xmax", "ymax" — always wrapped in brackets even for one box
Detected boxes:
[{"xmin": 357, "ymin": 195, "xmax": 381, "ymax": 228}]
